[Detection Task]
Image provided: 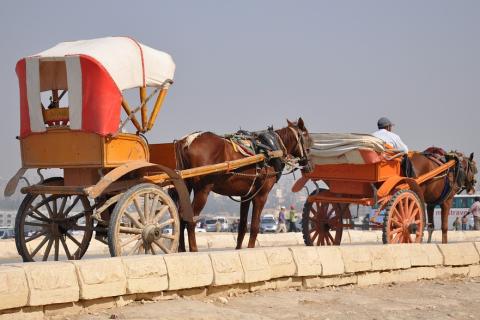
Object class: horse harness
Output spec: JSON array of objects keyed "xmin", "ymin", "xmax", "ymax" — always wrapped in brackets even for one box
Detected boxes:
[
  {"xmin": 422, "ymin": 149, "xmax": 470, "ymax": 206},
  {"xmin": 224, "ymin": 126, "xmax": 308, "ymax": 202}
]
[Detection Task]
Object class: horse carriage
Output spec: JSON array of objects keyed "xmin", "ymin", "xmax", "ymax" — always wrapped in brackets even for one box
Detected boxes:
[
  {"xmin": 292, "ymin": 133, "xmax": 476, "ymax": 246},
  {"xmin": 4, "ymin": 37, "xmax": 283, "ymax": 262}
]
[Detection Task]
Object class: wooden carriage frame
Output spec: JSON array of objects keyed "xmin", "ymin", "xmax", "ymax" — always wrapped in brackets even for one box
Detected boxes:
[
  {"xmin": 292, "ymin": 151, "xmax": 456, "ymax": 246},
  {"xmin": 5, "ymin": 37, "xmax": 281, "ymax": 262}
]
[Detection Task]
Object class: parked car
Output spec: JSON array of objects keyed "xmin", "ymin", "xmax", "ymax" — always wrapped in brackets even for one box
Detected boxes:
[
  {"xmin": 205, "ymin": 217, "xmax": 229, "ymax": 232},
  {"xmin": 260, "ymin": 214, "xmax": 278, "ymax": 233}
]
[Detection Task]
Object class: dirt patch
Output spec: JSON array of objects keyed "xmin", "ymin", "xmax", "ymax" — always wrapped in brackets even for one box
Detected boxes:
[{"xmin": 69, "ymin": 278, "xmax": 480, "ymax": 320}]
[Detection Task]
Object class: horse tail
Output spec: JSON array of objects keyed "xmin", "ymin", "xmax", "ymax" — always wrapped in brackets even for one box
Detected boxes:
[
  {"xmin": 171, "ymin": 140, "xmax": 192, "ymax": 214},
  {"xmin": 174, "ymin": 139, "xmax": 190, "ymax": 171}
]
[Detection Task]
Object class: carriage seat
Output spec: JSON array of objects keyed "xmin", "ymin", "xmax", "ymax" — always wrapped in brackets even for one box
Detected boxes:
[{"xmin": 309, "ymin": 133, "xmax": 387, "ymax": 165}]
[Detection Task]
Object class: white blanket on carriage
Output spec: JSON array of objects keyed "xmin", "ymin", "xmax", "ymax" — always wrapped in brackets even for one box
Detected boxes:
[{"xmin": 309, "ymin": 133, "xmax": 386, "ymax": 165}]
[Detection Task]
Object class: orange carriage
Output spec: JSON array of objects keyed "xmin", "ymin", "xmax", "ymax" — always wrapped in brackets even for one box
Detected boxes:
[
  {"xmin": 292, "ymin": 133, "xmax": 456, "ymax": 245},
  {"xmin": 5, "ymin": 37, "xmax": 280, "ymax": 261}
]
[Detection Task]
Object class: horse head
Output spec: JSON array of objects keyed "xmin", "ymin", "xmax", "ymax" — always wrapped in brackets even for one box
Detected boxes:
[
  {"xmin": 284, "ymin": 117, "xmax": 313, "ymax": 173},
  {"xmin": 452, "ymin": 151, "xmax": 477, "ymax": 194},
  {"xmin": 463, "ymin": 152, "xmax": 477, "ymax": 194}
]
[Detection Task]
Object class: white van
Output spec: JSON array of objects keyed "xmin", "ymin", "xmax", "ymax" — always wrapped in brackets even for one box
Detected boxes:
[{"xmin": 205, "ymin": 217, "xmax": 229, "ymax": 232}]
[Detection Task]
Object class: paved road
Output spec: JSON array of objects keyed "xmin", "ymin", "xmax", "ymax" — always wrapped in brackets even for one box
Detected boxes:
[{"xmin": 71, "ymin": 278, "xmax": 480, "ymax": 320}]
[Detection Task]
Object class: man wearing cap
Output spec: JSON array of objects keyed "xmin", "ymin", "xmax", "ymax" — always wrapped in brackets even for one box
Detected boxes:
[{"xmin": 372, "ymin": 117, "xmax": 408, "ymax": 153}]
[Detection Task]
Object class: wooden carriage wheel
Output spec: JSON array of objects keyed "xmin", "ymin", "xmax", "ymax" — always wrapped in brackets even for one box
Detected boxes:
[
  {"xmin": 15, "ymin": 178, "xmax": 93, "ymax": 262},
  {"xmin": 108, "ymin": 183, "xmax": 180, "ymax": 256},
  {"xmin": 382, "ymin": 189, "xmax": 424, "ymax": 244},
  {"xmin": 302, "ymin": 195, "xmax": 349, "ymax": 246}
]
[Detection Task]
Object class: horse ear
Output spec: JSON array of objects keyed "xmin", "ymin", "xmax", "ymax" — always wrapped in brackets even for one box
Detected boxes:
[
  {"xmin": 287, "ymin": 119, "xmax": 294, "ymax": 127},
  {"xmin": 470, "ymin": 153, "xmax": 474, "ymax": 161},
  {"xmin": 298, "ymin": 117, "xmax": 305, "ymax": 130}
]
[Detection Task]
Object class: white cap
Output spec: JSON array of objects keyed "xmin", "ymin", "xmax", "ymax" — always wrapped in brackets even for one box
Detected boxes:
[{"xmin": 281, "ymin": 206, "xmax": 286, "ymax": 209}]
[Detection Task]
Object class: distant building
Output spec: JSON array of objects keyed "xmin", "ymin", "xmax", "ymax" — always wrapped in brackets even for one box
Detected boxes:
[{"xmin": 0, "ymin": 211, "xmax": 14, "ymax": 227}]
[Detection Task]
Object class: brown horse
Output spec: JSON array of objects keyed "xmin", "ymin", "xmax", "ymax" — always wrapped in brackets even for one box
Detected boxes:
[
  {"xmin": 410, "ymin": 150, "xmax": 477, "ymax": 243},
  {"xmin": 175, "ymin": 118, "xmax": 313, "ymax": 252}
]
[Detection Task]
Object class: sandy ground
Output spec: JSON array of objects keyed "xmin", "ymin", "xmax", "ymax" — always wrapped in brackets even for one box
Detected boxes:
[{"xmin": 70, "ymin": 278, "xmax": 480, "ymax": 320}]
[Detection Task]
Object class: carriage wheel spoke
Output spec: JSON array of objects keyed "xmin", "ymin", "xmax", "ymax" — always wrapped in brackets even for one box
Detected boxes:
[
  {"xmin": 127, "ymin": 240, "xmax": 142, "ymax": 256},
  {"xmin": 398, "ymin": 199, "xmax": 406, "ymax": 219},
  {"xmin": 60, "ymin": 236, "xmax": 73, "ymax": 260},
  {"xmin": 393, "ymin": 208, "xmax": 402, "ymax": 220},
  {"xmin": 150, "ymin": 244, "xmax": 158, "ymax": 255},
  {"xmin": 391, "ymin": 216, "xmax": 401, "ymax": 227},
  {"xmin": 63, "ymin": 196, "xmax": 81, "ymax": 217},
  {"xmin": 407, "ymin": 198, "xmax": 415, "ymax": 215},
  {"xmin": 154, "ymin": 239, "xmax": 171, "ymax": 254},
  {"xmin": 124, "ymin": 211, "xmax": 144, "ymax": 229},
  {"xmin": 153, "ymin": 205, "xmax": 169, "ymax": 223},
  {"xmin": 26, "ymin": 230, "xmax": 48, "ymax": 242},
  {"xmin": 311, "ymin": 230, "xmax": 319, "ymax": 243},
  {"xmin": 41, "ymin": 195, "xmax": 55, "ymax": 218},
  {"xmin": 42, "ymin": 237, "xmax": 54, "ymax": 261},
  {"xmin": 66, "ymin": 232, "xmax": 82, "ymax": 247},
  {"xmin": 391, "ymin": 227, "xmax": 402, "ymax": 234},
  {"xmin": 30, "ymin": 236, "xmax": 49, "ymax": 257},
  {"xmin": 28, "ymin": 208, "xmax": 50, "ymax": 222},
  {"xmin": 119, "ymin": 226, "xmax": 143, "ymax": 234},
  {"xmin": 160, "ymin": 233, "xmax": 175, "ymax": 240},
  {"xmin": 143, "ymin": 194, "xmax": 150, "ymax": 223},
  {"xmin": 326, "ymin": 231, "xmax": 335, "ymax": 245},
  {"xmin": 25, "ymin": 221, "xmax": 48, "ymax": 228},
  {"xmin": 409, "ymin": 208, "xmax": 420, "ymax": 223},
  {"xmin": 156, "ymin": 218, "xmax": 174, "ymax": 229},
  {"xmin": 58, "ymin": 196, "xmax": 68, "ymax": 216},
  {"xmin": 392, "ymin": 232, "xmax": 401, "ymax": 243},
  {"xmin": 324, "ymin": 232, "xmax": 332, "ymax": 245},
  {"xmin": 149, "ymin": 194, "xmax": 160, "ymax": 223},
  {"xmin": 54, "ymin": 237, "xmax": 60, "ymax": 260},
  {"xmin": 133, "ymin": 197, "xmax": 147, "ymax": 225},
  {"xmin": 405, "ymin": 233, "xmax": 412, "ymax": 243},
  {"xmin": 120, "ymin": 235, "xmax": 141, "ymax": 247}
]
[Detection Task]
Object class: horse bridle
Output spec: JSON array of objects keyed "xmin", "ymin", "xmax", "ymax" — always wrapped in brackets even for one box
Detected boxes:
[
  {"xmin": 461, "ymin": 156, "xmax": 477, "ymax": 192},
  {"xmin": 453, "ymin": 154, "xmax": 477, "ymax": 194},
  {"xmin": 287, "ymin": 126, "xmax": 310, "ymax": 169}
]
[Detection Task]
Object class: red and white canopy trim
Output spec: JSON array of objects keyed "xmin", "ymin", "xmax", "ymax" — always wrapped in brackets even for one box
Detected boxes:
[{"xmin": 16, "ymin": 37, "xmax": 175, "ymax": 137}]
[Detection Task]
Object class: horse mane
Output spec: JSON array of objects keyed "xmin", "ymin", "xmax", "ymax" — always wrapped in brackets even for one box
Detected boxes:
[{"xmin": 275, "ymin": 126, "xmax": 296, "ymax": 154}]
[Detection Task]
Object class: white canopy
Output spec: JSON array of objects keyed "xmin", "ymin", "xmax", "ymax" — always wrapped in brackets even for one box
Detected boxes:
[
  {"xmin": 33, "ymin": 37, "xmax": 175, "ymax": 91},
  {"xmin": 309, "ymin": 133, "xmax": 386, "ymax": 165}
]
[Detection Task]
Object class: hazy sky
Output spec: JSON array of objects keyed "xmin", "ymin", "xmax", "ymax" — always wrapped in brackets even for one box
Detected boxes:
[{"xmin": 0, "ymin": 0, "xmax": 478, "ymax": 179}]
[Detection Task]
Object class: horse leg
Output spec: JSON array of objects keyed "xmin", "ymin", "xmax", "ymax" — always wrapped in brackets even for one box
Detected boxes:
[
  {"xmin": 440, "ymin": 202, "xmax": 452, "ymax": 244},
  {"xmin": 178, "ymin": 220, "xmax": 187, "ymax": 252},
  {"xmin": 426, "ymin": 205, "xmax": 435, "ymax": 243},
  {"xmin": 247, "ymin": 192, "xmax": 269, "ymax": 248},
  {"xmin": 236, "ymin": 198, "xmax": 251, "ymax": 249},
  {"xmin": 188, "ymin": 185, "xmax": 213, "ymax": 252}
]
